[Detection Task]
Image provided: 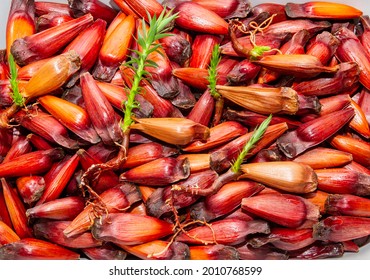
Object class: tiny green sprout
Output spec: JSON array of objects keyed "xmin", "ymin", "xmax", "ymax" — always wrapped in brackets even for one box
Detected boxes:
[
  {"xmin": 8, "ymin": 53, "xmax": 25, "ymax": 107},
  {"xmin": 207, "ymin": 43, "xmax": 221, "ymax": 99},
  {"xmin": 121, "ymin": 8, "xmax": 178, "ymax": 133},
  {"xmin": 249, "ymin": 45, "xmax": 271, "ymax": 61},
  {"xmin": 231, "ymin": 114, "xmax": 273, "ymax": 173}
]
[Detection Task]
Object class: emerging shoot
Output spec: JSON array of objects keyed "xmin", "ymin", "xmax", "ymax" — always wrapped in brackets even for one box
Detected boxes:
[
  {"xmin": 8, "ymin": 53, "xmax": 25, "ymax": 107},
  {"xmin": 232, "ymin": 114, "xmax": 273, "ymax": 173},
  {"xmin": 121, "ymin": 8, "xmax": 178, "ymax": 133},
  {"xmin": 208, "ymin": 44, "xmax": 221, "ymax": 99}
]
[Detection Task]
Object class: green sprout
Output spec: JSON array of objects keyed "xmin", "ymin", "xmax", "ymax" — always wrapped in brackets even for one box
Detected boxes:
[
  {"xmin": 231, "ymin": 114, "xmax": 273, "ymax": 173},
  {"xmin": 249, "ymin": 45, "xmax": 272, "ymax": 61},
  {"xmin": 207, "ymin": 44, "xmax": 221, "ymax": 99},
  {"xmin": 121, "ymin": 9, "xmax": 178, "ymax": 133},
  {"xmin": 8, "ymin": 53, "xmax": 25, "ymax": 107}
]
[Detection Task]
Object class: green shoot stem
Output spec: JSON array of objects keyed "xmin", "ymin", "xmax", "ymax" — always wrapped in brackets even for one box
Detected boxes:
[
  {"xmin": 8, "ymin": 54, "xmax": 25, "ymax": 107},
  {"xmin": 122, "ymin": 52, "xmax": 146, "ymax": 132},
  {"xmin": 208, "ymin": 44, "xmax": 221, "ymax": 99},
  {"xmin": 231, "ymin": 114, "xmax": 273, "ymax": 173},
  {"xmin": 249, "ymin": 45, "xmax": 272, "ymax": 61},
  {"xmin": 121, "ymin": 9, "xmax": 178, "ymax": 133}
]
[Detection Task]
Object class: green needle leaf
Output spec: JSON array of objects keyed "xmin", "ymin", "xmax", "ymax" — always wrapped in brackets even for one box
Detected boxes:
[
  {"xmin": 207, "ymin": 44, "xmax": 221, "ymax": 99},
  {"xmin": 249, "ymin": 45, "xmax": 271, "ymax": 60},
  {"xmin": 121, "ymin": 8, "xmax": 178, "ymax": 133},
  {"xmin": 231, "ymin": 114, "xmax": 273, "ymax": 173},
  {"xmin": 8, "ymin": 54, "xmax": 25, "ymax": 107}
]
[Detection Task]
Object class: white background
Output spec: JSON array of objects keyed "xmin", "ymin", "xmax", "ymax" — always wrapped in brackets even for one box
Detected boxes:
[{"xmin": 0, "ymin": 0, "xmax": 369, "ymax": 263}]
